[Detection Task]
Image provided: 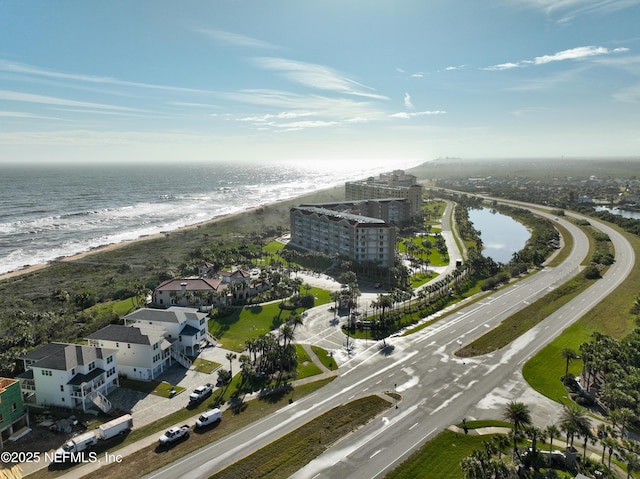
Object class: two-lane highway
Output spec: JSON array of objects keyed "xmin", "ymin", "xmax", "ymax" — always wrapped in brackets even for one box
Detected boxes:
[{"xmin": 144, "ymin": 207, "xmax": 634, "ymax": 479}]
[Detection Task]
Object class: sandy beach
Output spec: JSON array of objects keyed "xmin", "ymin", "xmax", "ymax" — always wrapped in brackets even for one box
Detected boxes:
[{"xmin": 0, "ymin": 184, "xmax": 346, "ymax": 283}]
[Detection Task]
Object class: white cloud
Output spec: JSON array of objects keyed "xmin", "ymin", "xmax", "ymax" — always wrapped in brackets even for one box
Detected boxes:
[
  {"xmin": 0, "ymin": 89, "xmax": 141, "ymax": 111},
  {"xmin": 389, "ymin": 110, "xmax": 446, "ymax": 119},
  {"xmin": 194, "ymin": 29, "xmax": 278, "ymax": 50},
  {"xmin": 0, "ymin": 60, "xmax": 207, "ymax": 94},
  {"xmin": 404, "ymin": 92, "xmax": 414, "ymax": 109},
  {"xmin": 482, "ymin": 62, "xmax": 520, "ymax": 71},
  {"xmin": 510, "ymin": 0, "xmax": 640, "ymax": 23},
  {"xmin": 483, "ymin": 45, "xmax": 629, "ymax": 70},
  {"xmin": 613, "ymin": 83, "xmax": 640, "ymax": 102},
  {"xmin": 252, "ymin": 57, "xmax": 389, "ymax": 100},
  {"xmin": 0, "ymin": 111, "xmax": 67, "ymax": 121},
  {"xmin": 532, "ymin": 46, "xmax": 628, "ymax": 64}
]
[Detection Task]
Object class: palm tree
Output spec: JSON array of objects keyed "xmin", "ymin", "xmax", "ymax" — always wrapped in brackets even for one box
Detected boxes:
[
  {"xmin": 611, "ymin": 407, "xmax": 635, "ymax": 439},
  {"xmin": 279, "ymin": 324, "xmax": 295, "ymax": 348},
  {"xmin": 603, "ymin": 436, "xmax": 618, "ymax": 473},
  {"xmin": 502, "ymin": 401, "xmax": 532, "ymax": 458},
  {"xmin": 561, "ymin": 347, "xmax": 579, "ymax": 379},
  {"xmin": 560, "ymin": 404, "xmax": 592, "ymax": 448},
  {"xmin": 546, "ymin": 424, "xmax": 561, "ymax": 457},
  {"xmin": 226, "ymin": 352, "xmax": 237, "ymax": 376},
  {"xmin": 289, "ymin": 313, "xmax": 304, "ymax": 332},
  {"xmin": 493, "ymin": 434, "xmax": 510, "ymax": 460}
]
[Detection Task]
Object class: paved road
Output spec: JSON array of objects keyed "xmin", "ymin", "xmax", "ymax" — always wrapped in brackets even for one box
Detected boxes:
[{"xmin": 142, "ymin": 203, "xmax": 635, "ymax": 479}]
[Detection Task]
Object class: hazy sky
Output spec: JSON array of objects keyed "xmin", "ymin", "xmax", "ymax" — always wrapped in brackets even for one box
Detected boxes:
[{"xmin": 1, "ymin": 1, "xmax": 639, "ymax": 165}]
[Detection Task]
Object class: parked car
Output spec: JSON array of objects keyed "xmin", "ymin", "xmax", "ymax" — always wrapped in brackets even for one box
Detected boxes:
[
  {"xmin": 189, "ymin": 384, "xmax": 213, "ymax": 404},
  {"xmin": 195, "ymin": 408, "xmax": 222, "ymax": 428},
  {"xmin": 158, "ymin": 425, "xmax": 191, "ymax": 445}
]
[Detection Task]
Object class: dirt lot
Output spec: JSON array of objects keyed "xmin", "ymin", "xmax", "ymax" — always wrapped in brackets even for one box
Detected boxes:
[{"xmin": 3, "ymin": 408, "xmax": 114, "ymax": 460}]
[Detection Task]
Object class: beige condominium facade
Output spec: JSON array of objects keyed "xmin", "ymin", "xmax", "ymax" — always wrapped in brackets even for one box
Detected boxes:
[
  {"xmin": 290, "ymin": 206, "xmax": 396, "ymax": 268},
  {"xmin": 345, "ymin": 170, "xmax": 423, "ymax": 216}
]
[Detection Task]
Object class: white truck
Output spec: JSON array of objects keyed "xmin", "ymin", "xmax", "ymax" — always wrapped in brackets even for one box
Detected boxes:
[
  {"xmin": 189, "ymin": 383, "xmax": 213, "ymax": 404},
  {"xmin": 158, "ymin": 425, "xmax": 191, "ymax": 445},
  {"xmin": 195, "ymin": 408, "xmax": 222, "ymax": 428},
  {"xmin": 54, "ymin": 414, "xmax": 133, "ymax": 461}
]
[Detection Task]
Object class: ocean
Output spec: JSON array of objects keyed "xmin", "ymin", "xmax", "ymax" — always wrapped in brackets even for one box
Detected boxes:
[{"xmin": 0, "ymin": 160, "xmax": 421, "ymax": 276}]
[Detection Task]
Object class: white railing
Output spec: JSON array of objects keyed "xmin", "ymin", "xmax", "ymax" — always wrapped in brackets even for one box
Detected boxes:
[
  {"xmin": 89, "ymin": 390, "xmax": 112, "ymax": 413},
  {"xmin": 171, "ymin": 349, "xmax": 192, "ymax": 369}
]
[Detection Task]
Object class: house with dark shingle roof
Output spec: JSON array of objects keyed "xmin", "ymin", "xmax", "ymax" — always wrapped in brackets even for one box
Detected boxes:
[
  {"xmin": 87, "ymin": 307, "xmax": 211, "ymax": 381},
  {"xmin": 17, "ymin": 342, "xmax": 118, "ymax": 412},
  {"xmin": 87, "ymin": 324, "xmax": 172, "ymax": 381},
  {"xmin": 123, "ymin": 307, "xmax": 209, "ymax": 357}
]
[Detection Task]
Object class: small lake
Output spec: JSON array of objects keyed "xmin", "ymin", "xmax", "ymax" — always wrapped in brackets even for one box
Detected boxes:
[
  {"xmin": 595, "ymin": 206, "xmax": 640, "ymax": 220},
  {"xmin": 467, "ymin": 208, "xmax": 531, "ymax": 264}
]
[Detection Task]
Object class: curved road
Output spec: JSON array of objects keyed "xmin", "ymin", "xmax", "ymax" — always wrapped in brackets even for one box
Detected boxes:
[{"xmin": 144, "ymin": 205, "xmax": 634, "ymax": 479}]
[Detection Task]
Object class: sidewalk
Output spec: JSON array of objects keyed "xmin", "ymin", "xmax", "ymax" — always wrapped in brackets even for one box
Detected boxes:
[{"xmin": 49, "ymin": 341, "xmax": 337, "ymax": 479}]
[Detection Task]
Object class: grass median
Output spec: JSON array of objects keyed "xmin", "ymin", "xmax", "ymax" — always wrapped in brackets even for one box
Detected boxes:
[{"xmin": 209, "ymin": 395, "xmax": 393, "ymax": 479}]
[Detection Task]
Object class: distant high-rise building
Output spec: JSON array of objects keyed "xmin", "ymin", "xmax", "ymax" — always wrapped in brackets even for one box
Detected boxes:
[
  {"xmin": 298, "ymin": 198, "xmax": 412, "ymax": 226},
  {"xmin": 289, "ymin": 206, "xmax": 396, "ymax": 268},
  {"xmin": 345, "ymin": 170, "xmax": 423, "ymax": 216}
]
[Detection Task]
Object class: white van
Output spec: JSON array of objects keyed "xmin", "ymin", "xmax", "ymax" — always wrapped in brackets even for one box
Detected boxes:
[{"xmin": 196, "ymin": 408, "xmax": 222, "ymax": 428}]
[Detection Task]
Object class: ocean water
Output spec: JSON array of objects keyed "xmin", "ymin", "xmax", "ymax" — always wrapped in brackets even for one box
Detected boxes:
[{"xmin": 0, "ymin": 160, "xmax": 420, "ymax": 275}]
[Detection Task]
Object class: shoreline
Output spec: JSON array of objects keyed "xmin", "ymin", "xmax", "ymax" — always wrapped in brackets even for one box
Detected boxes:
[{"xmin": 0, "ymin": 184, "xmax": 345, "ymax": 282}]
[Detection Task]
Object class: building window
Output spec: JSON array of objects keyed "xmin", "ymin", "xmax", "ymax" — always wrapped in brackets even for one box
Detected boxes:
[
  {"xmin": 88, "ymin": 362, "xmax": 95, "ymax": 371},
  {"xmin": 41, "ymin": 370, "xmax": 52, "ymax": 376},
  {"xmin": 12, "ymin": 403, "xmax": 17, "ymax": 412},
  {"xmin": 116, "ymin": 342, "xmax": 119, "ymax": 348},
  {"xmin": 127, "ymin": 344, "xmax": 131, "ymax": 349},
  {"xmin": 60, "ymin": 385, "xmax": 64, "ymax": 392},
  {"xmin": 107, "ymin": 355, "xmax": 113, "ymax": 364}
]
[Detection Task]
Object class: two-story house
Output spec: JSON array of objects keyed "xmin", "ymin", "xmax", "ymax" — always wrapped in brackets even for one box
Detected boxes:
[
  {"xmin": 152, "ymin": 278, "xmax": 229, "ymax": 309},
  {"xmin": 17, "ymin": 343, "xmax": 118, "ymax": 413},
  {"xmin": 123, "ymin": 307, "xmax": 210, "ymax": 357},
  {"xmin": 152, "ymin": 270, "xmax": 268, "ymax": 308},
  {"xmin": 86, "ymin": 324, "xmax": 172, "ymax": 381}
]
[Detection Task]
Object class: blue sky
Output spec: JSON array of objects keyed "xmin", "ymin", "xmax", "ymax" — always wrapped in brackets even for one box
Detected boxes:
[{"xmin": 1, "ymin": 0, "xmax": 639, "ymax": 165}]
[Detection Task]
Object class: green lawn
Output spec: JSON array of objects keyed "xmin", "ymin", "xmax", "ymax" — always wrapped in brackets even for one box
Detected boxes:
[
  {"xmin": 311, "ymin": 345, "xmax": 338, "ymax": 371},
  {"xmin": 523, "ymin": 228, "xmax": 640, "ymax": 404},
  {"xmin": 210, "ymin": 395, "xmax": 392, "ymax": 479},
  {"xmin": 210, "ymin": 288, "xmax": 332, "ymax": 352},
  {"xmin": 386, "ymin": 429, "xmax": 502, "ymax": 479},
  {"xmin": 191, "ymin": 357, "xmax": 221, "ymax": 374},
  {"xmin": 295, "ymin": 344, "xmax": 323, "ymax": 379}
]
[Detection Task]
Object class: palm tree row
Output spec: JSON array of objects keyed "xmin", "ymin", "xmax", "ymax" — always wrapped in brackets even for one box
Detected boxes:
[{"xmin": 463, "ymin": 401, "xmax": 640, "ymax": 478}]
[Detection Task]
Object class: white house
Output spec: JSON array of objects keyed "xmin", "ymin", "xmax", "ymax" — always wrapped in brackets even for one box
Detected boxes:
[
  {"xmin": 17, "ymin": 342, "xmax": 118, "ymax": 412},
  {"xmin": 123, "ymin": 307, "xmax": 211, "ymax": 357},
  {"xmin": 86, "ymin": 324, "xmax": 173, "ymax": 381}
]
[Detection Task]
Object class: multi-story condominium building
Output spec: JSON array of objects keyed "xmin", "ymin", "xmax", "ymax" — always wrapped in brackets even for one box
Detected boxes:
[
  {"xmin": 290, "ymin": 206, "xmax": 396, "ymax": 268},
  {"xmin": 0, "ymin": 377, "xmax": 29, "ymax": 449},
  {"xmin": 345, "ymin": 171, "xmax": 423, "ymax": 216},
  {"xmin": 299, "ymin": 198, "xmax": 412, "ymax": 227},
  {"xmin": 17, "ymin": 343, "xmax": 118, "ymax": 412}
]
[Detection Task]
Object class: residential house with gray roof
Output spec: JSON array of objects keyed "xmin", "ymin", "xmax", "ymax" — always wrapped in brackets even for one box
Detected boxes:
[{"xmin": 17, "ymin": 343, "xmax": 118, "ymax": 412}]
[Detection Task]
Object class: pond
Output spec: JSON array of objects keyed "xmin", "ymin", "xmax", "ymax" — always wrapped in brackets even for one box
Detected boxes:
[
  {"xmin": 595, "ymin": 206, "xmax": 640, "ymax": 220},
  {"xmin": 467, "ymin": 208, "xmax": 531, "ymax": 264}
]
